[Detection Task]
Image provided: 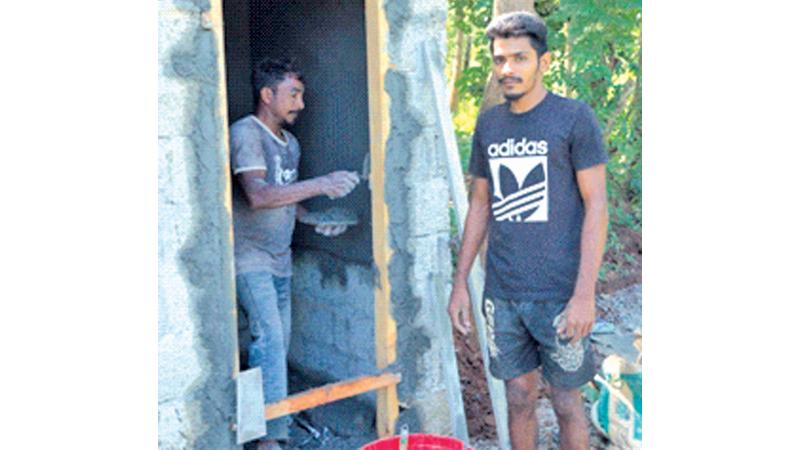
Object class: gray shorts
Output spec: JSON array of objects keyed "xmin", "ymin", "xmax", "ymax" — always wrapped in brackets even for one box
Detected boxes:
[{"xmin": 482, "ymin": 296, "xmax": 597, "ymax": 389}]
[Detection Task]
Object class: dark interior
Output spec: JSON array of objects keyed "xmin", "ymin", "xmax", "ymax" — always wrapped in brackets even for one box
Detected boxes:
[{"xmin": 223, "ymin": 0, "xmax": 373, "ymax": 265}]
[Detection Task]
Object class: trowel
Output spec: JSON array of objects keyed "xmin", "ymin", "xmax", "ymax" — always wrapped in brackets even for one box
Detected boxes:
[{"xmin": 236, "ymin": 367, "xmax": 267, "ymax": 444}]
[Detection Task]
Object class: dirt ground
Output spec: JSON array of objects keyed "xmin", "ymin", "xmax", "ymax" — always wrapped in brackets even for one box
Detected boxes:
[
  {"xmin": 597, "ymin": 225, "xmax": 642, "ymax": 295},
  {"xmin": 456, "ymin": 226, "xmax": 641, "ymax": 449}
]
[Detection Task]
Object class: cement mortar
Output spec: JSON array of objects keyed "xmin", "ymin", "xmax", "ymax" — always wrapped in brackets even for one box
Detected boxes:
[
  {"xmin": 382, "ymin": 0, "xmax": 460, "ymax": 437},
  {"xmin": 383, "ymin": 66, "xmax": 426, "ymax": 402},
  {"xmin": 159, "ymin": 2, "xmax": 238, "ymax": 448}
]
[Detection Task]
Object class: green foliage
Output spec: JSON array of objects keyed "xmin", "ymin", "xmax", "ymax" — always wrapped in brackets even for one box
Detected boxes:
[
  {"xmin": 543, "ymin": 0, "xmax": 642, "ymax": 235},
  {"xmin": 447, "ymin": 0, "xmax": 642, "ymax": 266},
  {"xmin": 455, "ymin": 130, "xmax": 473, "ymax": 173},
  {"xmin": 447, "ymin": 0, "xmax": 494, "ymax": 110}
]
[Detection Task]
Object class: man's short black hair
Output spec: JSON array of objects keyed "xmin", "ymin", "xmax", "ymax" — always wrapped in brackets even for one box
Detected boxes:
[
  {"xmin": 252, "ymin": 57, "xmax": 304, "ymax": 101},
  {"xmin": 486, "ymin": 11, "xmax": 548, "ymax": 57}
]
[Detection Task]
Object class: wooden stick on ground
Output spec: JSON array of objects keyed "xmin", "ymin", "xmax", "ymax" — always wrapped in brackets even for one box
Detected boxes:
[{"xmin": 265, "ymin": 373, "xmax": 401, "ymax": 420}]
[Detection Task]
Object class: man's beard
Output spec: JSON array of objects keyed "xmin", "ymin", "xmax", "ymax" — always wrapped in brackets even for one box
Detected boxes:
[
  {"xmin": 283, "ymin": 111, "xmax": 300, "ymax": 125},
  {"xmin": 503, "ymin": 91, "xmax": 525, "ymax": 101},
  {"xmin": 500, "ymin": 71, "xmax": 539, "ymax": 102}
]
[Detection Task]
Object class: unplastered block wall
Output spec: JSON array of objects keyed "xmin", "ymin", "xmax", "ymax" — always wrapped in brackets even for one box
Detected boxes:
[
  {"xmin": 383, "ymin": 0, "xmax": 458, "ymax": 435},
  {"xmin": 289, "ymin": 252, "xmax": 376, "ymax": 382},
  {"xmin": 158, "ymin": 0, "xmax": 238, "ymax": 448}
]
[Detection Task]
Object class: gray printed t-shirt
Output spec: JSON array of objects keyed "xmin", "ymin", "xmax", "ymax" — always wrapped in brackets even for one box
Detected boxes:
[
  {"xmin": 468, "ymin": 93, "xmax": 607, "ymax": 302},
  {"xmin": 230, "ymin": 115, "xmax": 300, "ymax": 276}
]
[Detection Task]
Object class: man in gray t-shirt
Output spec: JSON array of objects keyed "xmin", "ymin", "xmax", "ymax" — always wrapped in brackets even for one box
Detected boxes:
[
  {"xmin": 230, "ymin": 114, "xmax": 301, "ymax": 277},
  {"xmin": 230, "ymin": 58, "xmax": 359, "ymax": 450},
  {"xmin": 449, "ymin": 12, "xmax": 608, "ymax": 450}
]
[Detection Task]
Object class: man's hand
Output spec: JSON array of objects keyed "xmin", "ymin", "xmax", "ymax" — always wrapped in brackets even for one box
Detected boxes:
[
  {"xmin": 557, "ymin": 295, "xmax": 596, "ymax": 345},
  {"xmin": 314, "ymin": 224, "xmax": 347, "ymax": 237},
  {"xmin": 317, "ymin": 171, "xmax": 360, "ymax": 199},
  {"xmin": 448, "ymin": 282, "xmax": 472, "ymax": 335}
]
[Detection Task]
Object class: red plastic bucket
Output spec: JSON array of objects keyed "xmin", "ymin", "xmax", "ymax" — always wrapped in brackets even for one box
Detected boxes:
[{"xmin": 360, "ymin": 433, "xmax": 472, "ymax": 450}]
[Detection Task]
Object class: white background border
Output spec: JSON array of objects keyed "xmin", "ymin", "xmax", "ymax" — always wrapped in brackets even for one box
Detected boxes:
[{"xmin": 2, "ymin": 1, "xmax": 799, "ymax": 448}]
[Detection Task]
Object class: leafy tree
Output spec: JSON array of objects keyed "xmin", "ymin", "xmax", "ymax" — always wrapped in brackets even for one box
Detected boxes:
[{"xmin": 446, "ymin": 0, "xmax": 642, "ymax": 280}]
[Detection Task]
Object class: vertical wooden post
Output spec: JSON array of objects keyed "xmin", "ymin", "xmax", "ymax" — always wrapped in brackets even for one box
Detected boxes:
[
  {"xmin": 206, "ymin": 0, "xmax": 240, "ymax": 379},
  {"xmin": 365, "ymin": 0, "xmax": 399, "ymax": 438}
]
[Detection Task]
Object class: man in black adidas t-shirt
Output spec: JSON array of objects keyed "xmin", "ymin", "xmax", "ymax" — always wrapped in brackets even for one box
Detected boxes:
[{"xmin": 448, "ymin": 11, "xmax": 608, "ymax": 450}]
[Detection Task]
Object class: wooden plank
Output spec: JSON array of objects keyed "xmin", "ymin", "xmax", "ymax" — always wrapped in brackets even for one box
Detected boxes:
[
  {"xmin": 422, "ymin": 41, "xmax": 512, "ymax": 450},
  {"xmin": 264, "ymin": 373, "xmax": 401, "ymax": 420},
  {"xmin": 206, "ymin": 0, "xmax": 240, "ymax": 379},
  {"xmin": 365, "ymin": 0, "xmax": 399, "ymax": 439}
]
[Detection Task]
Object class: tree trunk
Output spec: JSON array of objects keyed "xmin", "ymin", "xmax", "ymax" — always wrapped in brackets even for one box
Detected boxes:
[
  {"xmin": 629, "ymin": 31, "xmax": 642, "ymax": 133},
  {"xmin": 563, "ymin": 19, "xmax": 575, "ymax": 98},
  {"xmin": 479, "ymin": 0, "xmax": 537, "ymax": 114},
  {"xmin": 449, "ymin": 28, "xmax": 466, "ymax": 112},
  {"xmin": 604, "ymin": 78, "xmax": 636, "ymax": 143}
]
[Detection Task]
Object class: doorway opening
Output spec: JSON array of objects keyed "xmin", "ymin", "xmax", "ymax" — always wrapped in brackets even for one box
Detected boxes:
[{"xmin": 221, "ymin": 0, "xmax": 398, "ymax": 443}]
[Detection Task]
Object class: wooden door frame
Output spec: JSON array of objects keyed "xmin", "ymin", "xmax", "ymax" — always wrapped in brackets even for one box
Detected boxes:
[{"xmin": 210, "ymin": 0, "xmax": 400, "ymax": 439}]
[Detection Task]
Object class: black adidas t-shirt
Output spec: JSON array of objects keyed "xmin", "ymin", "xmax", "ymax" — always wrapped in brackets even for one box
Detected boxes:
[{"xmin": 468, "ymin": 92, "xmax": 607, "ymax": 302}]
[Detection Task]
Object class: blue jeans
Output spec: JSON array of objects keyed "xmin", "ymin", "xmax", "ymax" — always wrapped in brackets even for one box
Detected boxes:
[
  {"xmin": 482, "ymin": 296, "xmax": 596, "ymax": 389},
  {"xmin": 236, "ymin": 271, "xmax": 292, "ymax": 442}
]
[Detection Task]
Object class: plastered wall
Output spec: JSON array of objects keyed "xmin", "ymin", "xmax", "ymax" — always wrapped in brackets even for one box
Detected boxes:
[{"xmin": 158, "ymin": 0, "xmax": 239, "ymax": 448}]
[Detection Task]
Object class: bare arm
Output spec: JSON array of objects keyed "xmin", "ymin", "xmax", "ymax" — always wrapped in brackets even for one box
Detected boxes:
[
  {"xmin": 573, "ymin": 164, "xmax": 608, "ymax": 300},
  {"xmin": 238, "ymin": 170, "xmax": 359, "ymax": 210},
  {"xmin": 559, "ymin": 164, "xmax": 609, "ymax": 342},
  {"xmin": 448, "ymin": 177, "xmax": 491, "ymax": 335},
  {"xmin": 453, "ymin": 177, "xmax": 491, "ymax": 284}
]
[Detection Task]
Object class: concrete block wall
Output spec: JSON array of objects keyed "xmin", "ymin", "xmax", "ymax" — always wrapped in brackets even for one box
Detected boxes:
[
  {"xmin": 382, "ymin": 0, "xmax": 462, "ymax": 435},
  {"xmin": 288, "ymin": 251, "xmax": 376, "ymax": 384},
  {"xmin": 158, "ymin": 0, "xmax": 239, "ymax": 448}
]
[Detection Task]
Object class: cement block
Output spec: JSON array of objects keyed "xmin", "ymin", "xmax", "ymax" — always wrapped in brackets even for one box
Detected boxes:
[
  {"xmin": 407, "ymin": 182, "xmax": 449, "ymax": 236},
  {"xmin": 158, "ymin": 81, "xmax": 195, "ymax": 137},
  {"xmin": 159, "ymin": 132, "xmax": 206, "ymax": 402},
  {"xmin": 406, "ymin": 235, "xmax": 448, "ymax": 292},
  {"xmin": 158, "ymin": 9, "xmax": 199, "ymax": 72},
  {"xmin": 348, "ymin": 314, "xmax": 375, "ymax": 358},
  {"xmin": 385, "ymin": 0, "xmax": 446, "ymax": 53},
  {"xmin": 158, "ymin": 332, "xmax": 203, "ymax": 402},
  {"xmin": 411, "ymin": 388, "xmax": 453, "ymax": 435},
  {"xmin": 289, "ymin": 252, "xmax": 377, "ymax": 384},
  {"xmin": 334, "ymin": 313, "xmax": 350, "ymax": 353},
  {"xmin": 407, "ymin": 128, "xmax": 446, "ymax": 178},
  {"xmin": 158, "ymin": 136, "xmax": 194, "ymax": 225},
  {"xmin": 159, "ymin": 401, "xmax": 195, "ymax": 449}
]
